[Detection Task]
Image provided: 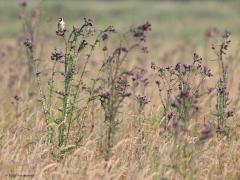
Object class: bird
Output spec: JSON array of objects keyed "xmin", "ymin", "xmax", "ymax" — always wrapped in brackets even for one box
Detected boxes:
[{"xmin": 58, "ymin": 17, "xmax": 65, "ymax": 32}]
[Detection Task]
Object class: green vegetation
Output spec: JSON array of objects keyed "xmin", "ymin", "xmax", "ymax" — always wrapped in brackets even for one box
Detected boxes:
[{"xmin": 1, "ymin": 0, "xmax": 240, "ymax": 44}]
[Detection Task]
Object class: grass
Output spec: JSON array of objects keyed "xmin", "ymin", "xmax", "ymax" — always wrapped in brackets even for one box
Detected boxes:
[
  {"xmin": 1, "ymin": 0, "xmax": 240, "ymax": 43},
  {"xmin": 1, "ymin": 0, "xmax": 240, "ymax": 179}
]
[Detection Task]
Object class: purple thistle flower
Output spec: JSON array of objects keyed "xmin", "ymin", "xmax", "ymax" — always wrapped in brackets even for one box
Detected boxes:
[
  {"xmin": 150, "ymin": 62, "xmax": 156, "ymax": 70},
  {"xmin": 142, "ymin": 46, "xmax": 149, "ymax": 53},
  {"xmin": 121, "ymin": 47, "xmax": 128, "ymax": 53},
  {"xmin": 203, "ymin": 66, "xmax": 213, "ymax": 77},
  {"xmin": 84, "ymin": 17, "xmax": 94, "ymax": 27},
  {"xmin": 116, "ymin": 75, "xmax": 131, "ymax": 97},
  {"xmin": 101, "ymin": 33, "xmax": 108, "ymax": 41},
  {"xmin": 138, "ymin": 21, "xmax": 151, "ymax": 32},
  {"xmin": 136, "ymin": 94, "xmax": 150, "ymax": 111},
  {"xmin": 106, "ymin": 25, "xmax": 116, "ymax": 33},
  {"xmin": 226, "ymin": 110, "xmax": 234, "ymax": 118},
  {"xmin": 51, "ymin": 48, "xmax": 64, "ymax": 61},
  {"xmin": 102, "ymin": 46, "xmax": 107, "ymax": 51},
  {"xmin": 56, "ymin": 29, "xmax": 66, "ymax": 37},
  {"xmin": 222, "ymin": 30, "xmax": 231, "ymax": 39},
  {"xmin": 24, "ymin": 38, "xmax": 33, "ymax": 49},
  {"xmin": 18, "ymin": 0, "xmax": 27, "ymax": 7},
  {"xmin": 205, "ymin": 27, "xmax": 218, "ymax": 38},
  {"xmin": 200, "ymin": 124, "xmax": 213, "ymax": 140},
  {"xmin": 132, "ymin": 22, "xmax": 151, "ymax": 42},
  {"xmin": 14, "ymin": 95, "xmax": 21, "ymax": 102},
  {"xmin": 193, "ymin": 53, "xmax": 202, "ymax": 64},
  {"xmin": 32, "ymin": 9, "xmax": 40, "ymax": 18}
]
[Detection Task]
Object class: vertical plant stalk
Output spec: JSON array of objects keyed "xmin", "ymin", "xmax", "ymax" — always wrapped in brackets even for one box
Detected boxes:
[
  {"xmin": 213, "ymin": 31, "xmax": 231, "ymax": 133},
  {"xmin": 24, "ymin": 42, "xmax": 53, "ymax": 143}
]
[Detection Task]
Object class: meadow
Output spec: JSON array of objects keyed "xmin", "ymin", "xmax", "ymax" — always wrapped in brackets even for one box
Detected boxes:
[{"xmin": 1, "ymin": 0, "xmax": 240, "ymax": 179}]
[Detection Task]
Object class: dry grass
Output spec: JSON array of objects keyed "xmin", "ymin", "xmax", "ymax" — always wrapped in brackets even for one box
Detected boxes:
[
  {"xmin": 1, "ymin": 33, "xmax": 240, "ymax": 179},
  {"xmin": 1, "ymin": 1, "xmax": 240, "ymax": 180}
]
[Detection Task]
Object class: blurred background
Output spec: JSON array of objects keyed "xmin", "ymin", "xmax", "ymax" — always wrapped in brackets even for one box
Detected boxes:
[{"xmin": 1, "ymin": 0, "xmax": 240, "ymax": 47}]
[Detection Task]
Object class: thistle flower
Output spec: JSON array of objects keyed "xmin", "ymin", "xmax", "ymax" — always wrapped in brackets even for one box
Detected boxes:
[
  {"xmin": 205, "ymin": 27, "xmax": 218, "ymax": 38},
  {"xmin": 99, "ymin": 90, "xmax": 111, "ymax": 105},
  {"xmin": 121, "ymin": 47, "xmax": 128, "ymax": 53},
  {"xmin": 150, "ymin": 62, "xmax": 156, "ymax": 70},
  {"xmin": 220, "ymin": 30, "xmax": 231, "ymax": 55},
  {"xmin": 24, "ymin": 38, "xmax": 33, "ymax": 49},
  {"xmin": 132, "ymin": 22, "xmax": 151, "ymax": 42},
  {"xmin": 51, "ymin": 48, "xmax": 64, "ymax": 61},
  {"xmin": 175, "ymin": 63, "xmax": 188, "ymax": 75},
  {"xmin": 101, "ymin": 33, "xmax": 108, "ymax": 41},
  {"xmin": 226, "ymin": 110, "xmax": 234, "ymax": 118},
  {"xmin": 100, "ymin": 25, "xmax": 116, "ymax": 42},
  {"xmin": 116, "ymin": 75, "xmax": 131, "ymax": 97},
  {"xmin": 105, "ymin": 25, "xmax": 115, "ymax": 33},
  {"xmin": 202, "ymin": 66, "xmax": 213, "ymax": 77},
  {"xmin": 18, "ymin": 0, "xmax": 27, "ymax": 7},
  {"xmin": 142, "ymin": 46, "xmax": 149, "ymax": 53},
  {"xmin": 102, "ymin": 46, "xmax": 107, "ymax": 51},
  {"xmin": 200, "ymin": 124, "xmax": 213, "ymax": 140},
  {"xmin": 193, "ymin": 53, "xmax": 203, "ymax": 64},
  {"xmin": 84, "ymin": 17, "xmax": 94, "ymax": 27},
  {"xmin": 14, "ymin": 95, "xmax": 21, "ymax": 102},
  {"xmin": 31, "ymin": 9, "xmax": 40, "ymax": 18},
  {"xmin": 56, "ymin": 29, "xmax": 66, "ymax": 37},
  {"xmin": 136, "ymin": 94, "xmax": 150, "ymax": 112}
]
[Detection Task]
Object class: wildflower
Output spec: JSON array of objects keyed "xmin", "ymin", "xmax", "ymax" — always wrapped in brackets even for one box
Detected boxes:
[
  {"xmin": 88, "ymin": 27, "xmax": 96, "ymax": 34},
  {"xmin": 102, "ymin": 46, "xmax": 107, "ymax": 51},
  {"xmin": 179, "ymin": 84, "xmax": 192, "ymax": 99},
  {"xmin": 203, "ymin": 66, "xmax": 213, "ymax": 77},
  {"xmin": 205, "ymin": 27, "xmax": 218, "ymax": 38},
  {"xmin": 100, "ymin": 25, "xmax": 116, "ymax": 42},
  {"xmin": 222, "ymin": 30, "xmax": 231, "ymax": 39},
  {"xmin": 155, "ymin": 80, "xmax": 160, "ymax": 86},
  {"xmin": 193, "ymin": 53, "xmax": 202, "ymax": 64},
  {"xmin": 121, "ymin": 47, "xmax": 128, "ymax": 53},
  {"xmin": 150, "ymin": 62, "xmax": 156, "ymax": 70},
  {"xmin": 136, "ymin": 94, "xmax": 150, "ymax": 107},
  {"xmin": 116, "ymin": 75, "xmax": 131, "ymax": 97},
  {"xmin": 175, "ymin": 63, "xmax": 187, "ymax": 75},
  {"xmin": 105, "ymin": 25, "xmax": 115, "ymax": 33},
  {"xmin": 14, "ymin": 95, "xmax": 21, "ymax": 102},
  {"xmin": 132, "ymin": 22, "xmax": 151, "ymax": 42},
  {"xmin": 220, "ymin": 30, "xmax": 231, "ymax": 55},
  {"xmin": 32, "ymin": 9, "xmax": 40, "ymax": 18},
  {"xmin": 142, "ymin": 46, "xmax": 149, "ymax": 53},
  {"xmin": 84, "ymin": 17, "xmax": 94, "ymax": 27},
  {"xmin": 200, "ymin": 124, "xmax": 213, "ymax": 140},
  {"xmin": 51, "ymin": 48, "xmax": 64, "ymax": 61},
  {"xmin": 137, "ymin": 21, "xmax": 151, "ymax": 33},
  {"xmin": 24, "ymin": 38, "xmax": 33, "ymax": 49},
  {"xmin": 171, "ymin": 98, "xmax": 179, "ymax": 108},
  {"xmin": 99, "ymin": 90, "xmax": 110, "ymax": 107},
  {"xmin": 18, "ymin": 0, "xmax": 27, "ymax": 7},
  {"xmin": 101, "ymin": 33, "xmax": 108, "ymax": 41},
  {"xmin": 226, "ymin": 110, "xmax": 234, "ymax": 118}
]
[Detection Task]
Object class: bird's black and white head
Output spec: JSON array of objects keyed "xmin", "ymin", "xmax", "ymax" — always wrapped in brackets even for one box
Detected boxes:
[{"xmin": 59, "ymin": 17, "xmax": 63, "ymax": 22}]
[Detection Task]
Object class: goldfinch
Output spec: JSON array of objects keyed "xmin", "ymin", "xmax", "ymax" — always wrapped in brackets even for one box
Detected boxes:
[{"xmin": 58, "ymin": 17, "xmax": 65, "ymax": 31}]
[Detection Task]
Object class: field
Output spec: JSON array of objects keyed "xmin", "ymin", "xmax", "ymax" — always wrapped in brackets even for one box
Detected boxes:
[{"xmin": 1, "ymin": 0, "xmax": 240, "ymax": 179}]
